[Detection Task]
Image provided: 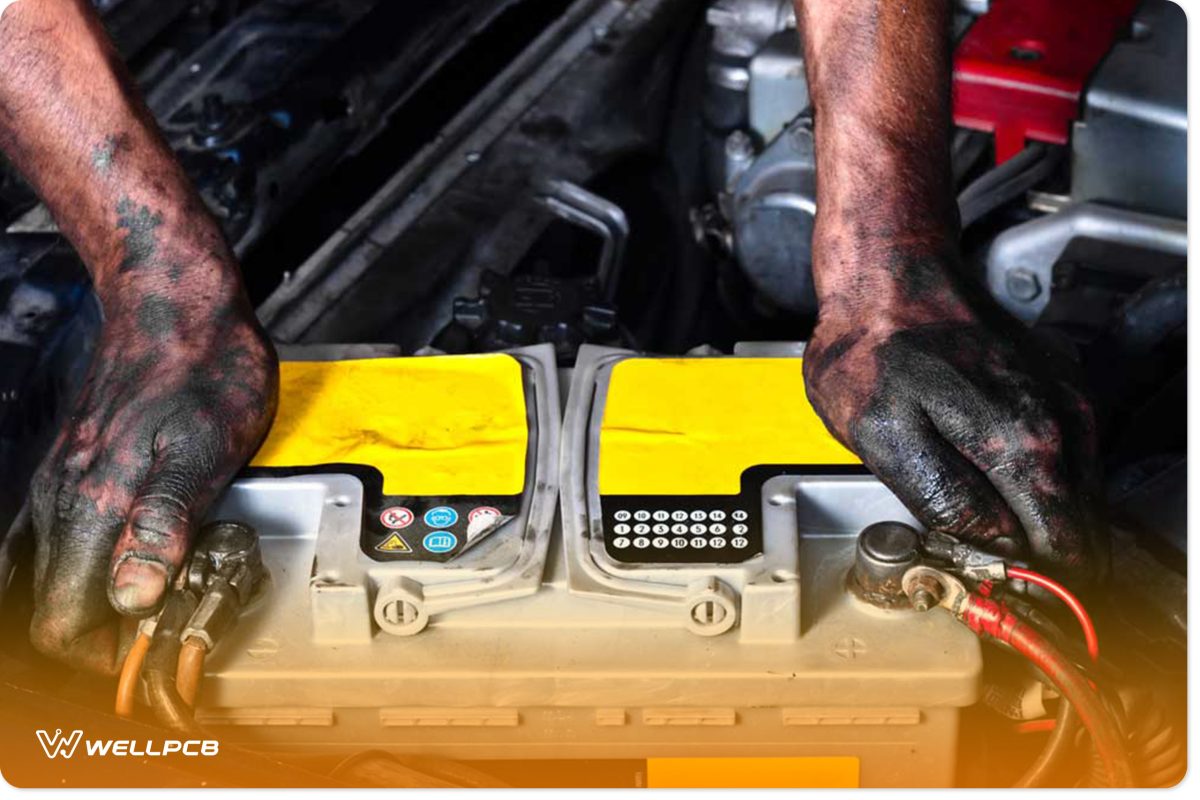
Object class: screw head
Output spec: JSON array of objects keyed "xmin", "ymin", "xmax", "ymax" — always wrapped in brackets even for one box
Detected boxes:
[
  {"xmin": 725, "ymin": 130, "xmax": 754, "ymax": 159},
  {"xmin": 1006, "ymin": 268, "xmax": 1042, "ymax": 302}
]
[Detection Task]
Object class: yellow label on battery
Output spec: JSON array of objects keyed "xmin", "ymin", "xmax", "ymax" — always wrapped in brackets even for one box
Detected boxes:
[
  {"xmin": 251, "ymin": 354, "xmax": 528, "ymax": 495},
  {"xmin": 598, "ymin": 358, "xmax": 859, "ymax": 495},
  {"xmin": 646, "ymin": 756, "xmax": 860, "ymax": 788}
]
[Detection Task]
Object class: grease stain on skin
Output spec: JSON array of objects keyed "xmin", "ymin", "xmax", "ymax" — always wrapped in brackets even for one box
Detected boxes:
[
  {"xmin": 115, "ymin": 197, "xmax": 164, "ymax": 273},
  {"xmin": 135, "ymin": 294, "xmax": 179, "ymax": 337},
  {"xmin": 91, "ymin": 137, "xmax": 116, "ymax": 174},
  {"xmin": 90, "ymin": 133, "xmax": 131, "ymax": 175}
]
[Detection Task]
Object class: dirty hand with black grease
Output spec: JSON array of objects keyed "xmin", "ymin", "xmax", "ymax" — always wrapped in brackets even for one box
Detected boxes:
[
  {"xmin": 795, "ymin": 0, "xmax": 1106, "ymax": 586},
  {"xmin": 0, "ymin": 0, "xmax": 277, "ymax": 673}
]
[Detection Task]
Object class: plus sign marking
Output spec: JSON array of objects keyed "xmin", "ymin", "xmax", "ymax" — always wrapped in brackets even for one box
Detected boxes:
[{"xmin": 833, "ymin": 636, "xmax": 868, "ymax": 660}]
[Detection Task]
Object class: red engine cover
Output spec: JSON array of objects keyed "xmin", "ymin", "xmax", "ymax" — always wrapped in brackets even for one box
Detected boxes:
[{"xmin": 953, "ymin": 0, "xmax": 1141, "ymax": 163}]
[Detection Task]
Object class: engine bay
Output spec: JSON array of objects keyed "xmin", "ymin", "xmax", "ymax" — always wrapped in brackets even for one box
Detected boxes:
[{"xmin": 0, "ymin": 0, "xmax": 1188, "ymax": 789}]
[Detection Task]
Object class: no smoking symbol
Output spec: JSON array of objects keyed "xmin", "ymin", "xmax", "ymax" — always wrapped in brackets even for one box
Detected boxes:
[{"xmin": 380, "ymin": 506, "xmax": 414, "ymax": 530}]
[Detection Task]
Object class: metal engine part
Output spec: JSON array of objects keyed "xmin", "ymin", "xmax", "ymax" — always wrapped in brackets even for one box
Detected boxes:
[
  {"xmin": 723, "ymin": 119, "xmax": 818, "ymax": 316},
  {"xmin": 1071, "ymin": 0, "xmax": 1186, "ymax": 220},
  {"xmin": 747, "ymin": 29, "xmax": 810, "ymax": 145},
  {"xmin": 705, "ymin": 0, "xmax": 799, "ymax": 144},
  {"xmin": 439, "ymin": 269, "xmax": 623, "ymax": 365},
  {"xmin": 433, "ymin": 180, "xmax": 630, "ymax": 364},
  {"xmin": 849, "ymin": 521, "xmax": 923, "ymax": 609},
  {"xmin": 985, "ymin": 202, "xmax": 1187, "ymax": 324},
  {"xmin": 703, "ymin": 1, "xmax": 815, "ymax": 317}
]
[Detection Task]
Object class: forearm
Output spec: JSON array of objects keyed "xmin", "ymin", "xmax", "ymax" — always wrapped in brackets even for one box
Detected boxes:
[
  {"xmin": 0, "ymin": 0, "xmax": 239, "ymax": 318},
  {"xmin": 796, "ymin": 0, "xmax": 959, "ymax": 309}
]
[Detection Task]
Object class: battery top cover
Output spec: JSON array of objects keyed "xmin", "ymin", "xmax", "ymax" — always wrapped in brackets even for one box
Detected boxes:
[
  {"xmin": 598, "ymin": 358, "xmax": 858, "ymax": 496},
  {"xmin": 251, "ymin": 353, "xmax": 528, "ymax": 495}
]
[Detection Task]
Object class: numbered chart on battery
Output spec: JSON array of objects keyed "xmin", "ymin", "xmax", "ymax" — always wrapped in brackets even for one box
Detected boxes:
[{"xmin": 604, "ymin": 501, "xmax": 758, "ymax": 564}]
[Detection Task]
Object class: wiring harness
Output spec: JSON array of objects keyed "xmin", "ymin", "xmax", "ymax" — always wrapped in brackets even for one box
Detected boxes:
[
  {"xmin": 115, "ymin": 521, "xmax": 265, "ymax": 733},
  {"xmin": 904, "ymin": 531, "xmax": 1183, "ymax": 788}
]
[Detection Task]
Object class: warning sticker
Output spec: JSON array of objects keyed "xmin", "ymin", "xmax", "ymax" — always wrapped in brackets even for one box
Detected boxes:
[
  {"xmin": 375, "ymin": 533, "xmax": 413, "ymax": 553},
  {"xmin": 424, "ymin": 506, "xmax": 459, "ymax": 528},
  {"xmin": 423, "ymin": 531, "xmax": 458, "ymax": 553},
  {"xmin": 468, "ymin": 506, "xmax": 503, "ymax": 524},
  {"xmin": 380, "ymin": 506, "xmax": 414, "ymax": 530},
  {"xmin": 466, "ymin": 506, "xmax": 506, "ymax": 542}
]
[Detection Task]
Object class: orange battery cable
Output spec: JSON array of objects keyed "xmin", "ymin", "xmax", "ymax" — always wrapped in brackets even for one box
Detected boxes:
[{"xmin": 115, "ymin": 633, "xmax": 152, "ymax": 717}]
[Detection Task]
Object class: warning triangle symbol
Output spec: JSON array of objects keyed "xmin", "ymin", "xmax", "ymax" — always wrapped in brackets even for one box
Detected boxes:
[{"xmin": 376, "ymin": 533, "xmax": 412, "ymax": 553}]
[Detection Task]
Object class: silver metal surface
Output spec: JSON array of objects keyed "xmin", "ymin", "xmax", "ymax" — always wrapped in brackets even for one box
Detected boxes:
[
  {"xmin": 747, "ymin": 29, "xmax": 808, "ymax": 143},
  {"xmin": 985, "ymin": 203, "xmax": 1188, "ymax": 324},
  {"xmin": 726, "ymin": 116, "xmax": 818, "ymax": 315},
  {"xmin": 706, "ymin": 0, "xmax": 795, "ymax": 59},
  {"xmin": 534, "ymin": 179, "xmax": 629, "ymax": 302},
  {"xmin": 1071, "ymin": 0, "xmax": 1187, "ymax": 219}
]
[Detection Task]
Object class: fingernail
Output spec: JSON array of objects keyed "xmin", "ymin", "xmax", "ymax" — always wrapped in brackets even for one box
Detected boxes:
[{"xmin": 111, "ymin": 558, "xmax": 169, "ymax": 614}]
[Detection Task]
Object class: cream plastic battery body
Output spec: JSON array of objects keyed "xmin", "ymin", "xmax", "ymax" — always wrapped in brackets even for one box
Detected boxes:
[{"xmin": 193, "ymin": 344, "xmax": 981, "ymax": 788}]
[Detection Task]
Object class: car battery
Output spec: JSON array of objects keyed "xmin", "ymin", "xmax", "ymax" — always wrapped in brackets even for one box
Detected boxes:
[
  {"xmin": 235, "ymin": 343, "xmax": 562, "ymax": 635},
  {"xmin": 195, "ymin": 344, "xmax": 981, "ymax": 788}
]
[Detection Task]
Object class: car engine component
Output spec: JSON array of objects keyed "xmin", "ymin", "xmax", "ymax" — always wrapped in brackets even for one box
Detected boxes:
[
  {"xmin": 434, "ymin": 180, "xmax": 630, "ymax": 364},
  {"xmin": 985, "ymin": 202, "xmax": 1187, "ymax": 324},
  {"xmin": 243, "ymin": 344, "xmax": 561, "ymax": 634},
  {"xmin": 952, "ymin": 0, "xmax": 1142, "ymax": 162},
  {"xmin": 171, "ymin": 346, "xmax": 979, "ymax": 788},
  {"xmin": 0, "ymin": 0, "xmax": 1189, "ymax": 788},
  {"xmin": 1070, "ymin": 0, "xmax": 1186, "ymax": 219}
]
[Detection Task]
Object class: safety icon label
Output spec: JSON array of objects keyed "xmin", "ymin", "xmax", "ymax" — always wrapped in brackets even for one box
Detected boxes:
[
  {"xmin": 423, "ymin": 531, "xmax": 458, "ymax": 553},
  {"xmin": 423, "ymin": 506, "xmax": 459, "ymax": 528},
  {"xmin": 376, "ymin": 533, "xmax": 413, "ymax": 553},
  {"xmin": 379, "ymin": 506, "xmax": 414, "ymax": 530}
]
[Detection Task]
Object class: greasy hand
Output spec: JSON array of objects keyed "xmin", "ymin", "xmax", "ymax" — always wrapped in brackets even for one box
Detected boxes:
[
  {"xmin": 793, "ymin": 0, "xmax": 1107, "ymax": 585},
  {"xmin": 803, "ymin": 267, "xmax": 1107, "ymax": 585},
  {"xmin": 0, "ymin": 0, "xmax": 279, "ymax": 672},
  {"xmin": 27, "ymin": 292, "xmax": 276, "ymax": 675}
]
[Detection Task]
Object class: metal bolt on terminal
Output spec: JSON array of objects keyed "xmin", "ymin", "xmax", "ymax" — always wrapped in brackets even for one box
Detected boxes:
[{"xmin": 910, "ymin": 586, "xmax": 940, "ymax": 612}]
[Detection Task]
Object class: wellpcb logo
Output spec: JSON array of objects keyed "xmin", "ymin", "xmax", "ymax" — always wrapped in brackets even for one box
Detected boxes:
[
  {"xmin": 36, "ymin": 729, "xmax": 83, "ymax": 759},
  {"xmin": 36, "ymin": 728, "xmax": 219, "ymax": 759}
]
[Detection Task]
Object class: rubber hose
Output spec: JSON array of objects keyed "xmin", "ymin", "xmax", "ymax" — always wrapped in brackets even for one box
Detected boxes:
[
  {"xmin": 1007, "ymin": 624, "xmax": 1133, "ymax": 786},
  {"xmin": 961, "ymin": 594, "xmax": 1135, "ymax": 787},
  {"xmin": 1013, "ymin": 700, "xmax": 1081, "ymax": 788},
  {"xmin": 1121, "ymin": 691, "xmax": 1186, "ymax": 787}
]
